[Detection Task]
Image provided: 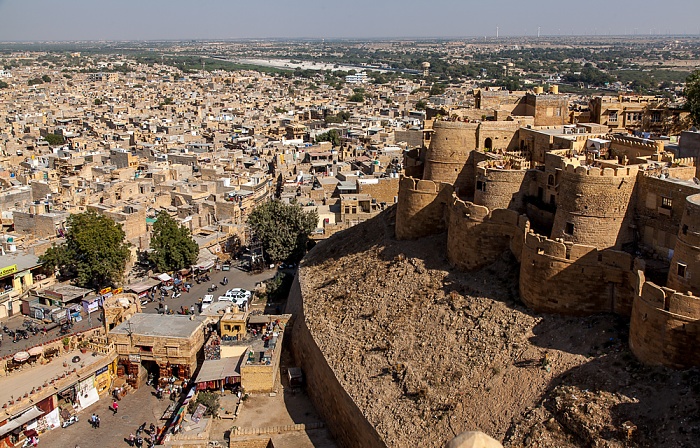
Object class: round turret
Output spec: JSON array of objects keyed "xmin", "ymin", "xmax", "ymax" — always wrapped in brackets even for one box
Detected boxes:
[
  {"xmin": 422, "ymin": 121, "xmax": 478, "ymax": 194},
  {"xmin": 550, "ymin": 164, "xmax": 638, "ymax": 249},
  {"xmin": 667, "ymin": 193, "xmax": 700, "ymax": 294}
]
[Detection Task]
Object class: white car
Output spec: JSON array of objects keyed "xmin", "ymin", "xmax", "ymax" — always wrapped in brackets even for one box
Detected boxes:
[
  {"xmin": 224, "ymin": 288, "xmax": 252, "ymax": 301},
  {"xmin": 201, "ymin": 295, "xmax": 214, "ymax": 311}
]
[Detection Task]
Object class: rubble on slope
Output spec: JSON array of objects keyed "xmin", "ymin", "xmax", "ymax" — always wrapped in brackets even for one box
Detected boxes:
[{"xmin": 298, "ymin": 208, "xmax": 700, "ymax": 447}]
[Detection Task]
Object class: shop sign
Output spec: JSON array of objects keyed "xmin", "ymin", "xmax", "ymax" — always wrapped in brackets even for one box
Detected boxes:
[
  {"xmin": 128, "ymin": 354, "xmax": 141, "ymax": 363},
  {"xmin": 113, "ymin": 287, "xmax": 123, "ymax": 294},
  {"xmin": 99, "ymin": 287, "xmax": 112, "ymax": 295},
  {"xmin": 0, "ymin": 265, "xmax": 17, "ymax": 277},
  {"xmin": 96, "ymin": 366, "xmax": 108, "ymax": 375}
]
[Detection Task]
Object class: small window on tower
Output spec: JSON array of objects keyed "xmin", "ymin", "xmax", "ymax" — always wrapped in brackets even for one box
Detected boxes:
[
  {"xmin": 677, "ymin": 263, "xmax": 687, "ymax": 278},
  {"xmin": 565, "ymin": 222, "xmax": 574, "ymax": 235},
  {"xmin": 661, "ymin": 197, "xmax": 672, "ymax": 209}
]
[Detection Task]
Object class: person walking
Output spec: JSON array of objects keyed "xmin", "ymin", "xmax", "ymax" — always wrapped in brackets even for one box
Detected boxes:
[
  {"xmin": 128, "ymin": 433, "xmax": 135, "ymax": 446},
  {"xmin": 111, "ymin": 399, "xmax": 119, "ymax": 414},
  {"xmin": 95, "ymin": 415, "xmax": 100, "ymax": 428},
  {"xmin": 90, "ymin": 413, "xmax": 97, "ymax": 429}
]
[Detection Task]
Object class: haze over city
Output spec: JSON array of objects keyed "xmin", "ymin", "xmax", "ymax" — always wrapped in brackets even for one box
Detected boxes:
[{"xmin": 1, "ymin": 0, "xmax": 700, "ymax": 41}]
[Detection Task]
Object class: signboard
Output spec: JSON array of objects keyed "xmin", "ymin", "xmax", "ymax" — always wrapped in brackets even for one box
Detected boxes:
[
  {"xmin": 113, "ymin": 287, "xmax": 123, "ymax": 295},
  {"xmin": 128, "ymin": 354, "xmax": 141, "ymax": 363},
  {"xmin": 95, "ymin": 366, "xmax": 108, "ymax": 375},
  {"xmin": 190, "ymin": 404, "xmax": 206, "ymax": 424},
  {"xmin": 0, "ymin": 265, "xmax": 17, "ymax": 278},
  {"xmin": 99, "ymin": 287, "xmax": 112, "ymax": 296}
]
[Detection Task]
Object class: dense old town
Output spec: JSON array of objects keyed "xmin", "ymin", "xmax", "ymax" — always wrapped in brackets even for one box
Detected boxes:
[{"xmin": 0, "ymin": 33, "xmax": 699, "ymax": 448}]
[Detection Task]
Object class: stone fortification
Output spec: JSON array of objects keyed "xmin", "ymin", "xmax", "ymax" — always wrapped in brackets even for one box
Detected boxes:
[
  {"xmin": 667, "ymin": 194, "xmax": 700, "ymax": 293},
  {"xmin": 286, "ymin": 275, "xmax": 386, "ymax": 448},
  {"xmin": 519, "ymin": 231, "xmax": 638, "ymax": 316},
  {"xmin": 447, "ymin": 194, "xmax": 521, "ymax": 271},
  {"xmin": 422, "ymin": 121, "xmax": 478, "ymax": 195},
  {"xmin": 550, "ymin": 164, "xmax": 638, "ymax": 250},
  {"xmin": 474, "ymin": 160, "xmax": 531, "ymax": 212},
  {"xmin": 609, "ymin": 135, "xmax": 664, "ymax": 160},
  {"xmin": 395, "ymin": 176, "xmax": 452, "ymax": 240},
  {"xmin": 629, "ymin": 279, "xmax": 700, "ymax": 368}
]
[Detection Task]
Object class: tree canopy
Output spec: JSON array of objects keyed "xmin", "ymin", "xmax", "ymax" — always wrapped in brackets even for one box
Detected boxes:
[
  {"xmin": 684, "ymin": 70, "xmax": 700, "ymax": 126},
  {"xmin": 315, "ymin": 129, "xmax": 341, "ymax": 147},
  {"xmin": 148, "ymin": 211, "xmax": 199, "ymax": 272},
  {"xmin": 247, "ymin": 200, "xmax": 318, "ymax": 263},
  {"xmin": 39, "ymin": 211, "xmax": 131, "ymax": 290},
  {"xmin": 43, "ymin": 133, "xmax": 65, "ymax": 146}
]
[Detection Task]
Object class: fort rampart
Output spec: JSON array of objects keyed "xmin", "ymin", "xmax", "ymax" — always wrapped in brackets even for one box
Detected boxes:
[
  {"xmin": 447, "ymin": 194, "xmax": 520, "ymax": 271},
  {"xmin": 286, "ymin": 274, "xmax": 386, "ymax": 448},
  {"xmin": 629, "ymin": 278, "xmax": 700, "ymax": 368},
  {"xmin": 474, "ymin": 161, "xmax": 531, "ymax": 212},
  {"xmin": 519, "ymin": 231, "xmax": 638, "ymax": 316},
  {"xmin": 395, "ymin": 176, "xmax": 452, "ymax": 240},
  {"xmin": 550, "ymin": 164, "xmax": 638, "ymax": 249},
  {"xmin": 667, "ymin": 194, "xmax": 700, "ymax": 292},
  {"xmin": 422, "ymin": 121, "xmax": 478, "ymax": 195}
]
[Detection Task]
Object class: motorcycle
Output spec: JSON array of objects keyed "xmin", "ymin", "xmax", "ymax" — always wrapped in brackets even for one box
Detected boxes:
[
  {"xmin": 61, "ymin": 415, "xmax": 79, "ymax": 428},
  {"xmin": 172, "ymin": 291, "xmax": 182, "ymax": 299},
  {"xmin": 207, "ymin": 284, "xmax": 218, "ymax": 292}
]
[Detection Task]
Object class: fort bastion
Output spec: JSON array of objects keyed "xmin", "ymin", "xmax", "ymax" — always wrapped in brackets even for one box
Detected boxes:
[{"xmin": 396, "ymin": 121, "xmax": 700, "ymax": 369}]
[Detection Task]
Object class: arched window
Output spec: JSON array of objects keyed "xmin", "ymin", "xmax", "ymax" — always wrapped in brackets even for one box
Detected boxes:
[
  {"xmin": 484, "ymin": 138, "xmax": 493, "ymax": 150},
  {"xmin": 548, "ymin": 174, "xmax": 554, "ymax": 186}
]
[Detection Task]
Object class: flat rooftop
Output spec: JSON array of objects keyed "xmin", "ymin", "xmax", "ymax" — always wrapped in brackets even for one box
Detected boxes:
[{"xmin": 111, "ymin": 313, "xmax": 205, "ymax": 339}]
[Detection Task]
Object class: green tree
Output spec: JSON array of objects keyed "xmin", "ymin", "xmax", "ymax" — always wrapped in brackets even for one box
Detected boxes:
[
  {"xmin": 148, "ymin": 211, "xmax": 199, "ymax": 272},
  {"xmin": 27, "ymin": 78, "xmax": 43, "ymax": 86},
  {"xmin": 41, "ymin": 74, "xmax": 51, "ymax": 83},
  {"xmin": 39, "ymin": 211, "xmax": 130, "ymax": 289},
  {"xmin": 247, "ymin": 200, "xmax": 318, "ymax": 263},
  {"xmin": 94, "ymin": 98, "xmax": 103, "ymax": 106},
  {"xmin": 429, "ymin": 83, "xmax": 445, "ymax": 95},
  {"xmin": 415, "ymin": 100, "xmax": 427, "ymax": 110},
  {"xmin": 187, "ymin": 391, "xmax": 219, "ymax": 417},
  {"xmin": 0, "ymin": 81, "xmax": 8, "ymax": 89},
  {"xmin": 315, "ymin": 129, "xmax": 341, "ymax": 147},
  {"xmin": 684, "ymin": 70, "xmax": 700, "ymax": 126},
  {"xmin": 43, "ymin": 133, "xmax": 65, "ymax": 146},
  {"xmin": 348, "ymin": 92, "xmax": 364, "ymax": 102}
]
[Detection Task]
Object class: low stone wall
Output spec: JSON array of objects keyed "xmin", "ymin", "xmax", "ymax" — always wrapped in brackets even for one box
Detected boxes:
[
  {"xmin": 629, "ymin": 279, "xmax": 700, "ymax": 369},
  {"xmin": 286, "ymin": 274, "xmax": 385, "ymax": 448}
]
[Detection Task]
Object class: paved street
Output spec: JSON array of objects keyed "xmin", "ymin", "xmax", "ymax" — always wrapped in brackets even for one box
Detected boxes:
[
  {"xmin": 40, "ymin": 382, "xmax": 167, "ymax": 448},
  {"xmin": 0, "ymin": 266, "xmax": 277, "ymax": 359},
  {"xmin": 138, "ymin": 266, "xmax": 278, "ymax": 316}
]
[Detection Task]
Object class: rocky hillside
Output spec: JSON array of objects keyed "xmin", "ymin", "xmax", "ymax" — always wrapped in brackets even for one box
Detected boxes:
[{"xmin": 298, "ymin": 207, "xmax": 699, "ymax": 447}]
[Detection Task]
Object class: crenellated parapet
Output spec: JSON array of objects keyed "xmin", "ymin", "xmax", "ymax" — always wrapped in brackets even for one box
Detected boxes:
[
  {"xmin": 551, "ymin": 163, "xmax": 638, "ymax": 249},
  {"xmin": 423, "ymin": 121, "xmax": 479, "ymax": 194},
  {"xmin": 447, "ymin": 192, "xmax": 520, "ymax": 270},
  {"xmin": 474, "ymin": 159, "xmax": 532, "ymax": 212},
  {"xmin": 629, "ymin": 279, "xmax": 700, "ymax": 369},
  {"xmin": 609, "ymin": 135, "xmax": 664, "ymax": 155},
  {"xmin": 519, "ymin": 230, "xmax": 637, "ymax": 315},
  {"xmin": 395, "ymin": 175, "xmax": 453, "ymax": 240}
]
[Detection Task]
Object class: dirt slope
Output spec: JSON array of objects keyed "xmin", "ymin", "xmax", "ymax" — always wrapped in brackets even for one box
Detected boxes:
[{"xmin": 298, "ymin": 208, "xmax": 699, "ymax": 447}]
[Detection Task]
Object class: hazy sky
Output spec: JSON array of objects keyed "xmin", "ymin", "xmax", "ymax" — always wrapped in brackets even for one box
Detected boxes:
[{"xmin": 0, "ymin": 0, "xmax": 698, "ymax": 41}]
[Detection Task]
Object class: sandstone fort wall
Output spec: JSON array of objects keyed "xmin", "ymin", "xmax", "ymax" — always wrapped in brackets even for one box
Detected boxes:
[
  {"xmin": 286, "ymin": 274, "xmax": 386, "ymax": 448},
  {"xmin": 474, "ymin": 163, "xmax": 531, "ymax": 212},
  {"xmin": 629, "ymin": 279, "xmax": 700, "ymax": 368},
  {"xmin": 422, "ymin": 121, "xmax": 478, "ymax": 195},
  {"xmin": 519, "ymin": 231, "xmax": 637, "ymax": 315},
  {"xmin": 395, "ymin": 176, "xmax": 452, "ymax": 240},
  {"xmin": 447, "ymin": 195, "xmax": 519, "ymax": 271},
  {"xmin": 551, "ymin": 164, "xmax": 638, "ymax": 249},
  {"xmin": 667, "ymin": 194, "xmax": 700, "ymax": 293}
]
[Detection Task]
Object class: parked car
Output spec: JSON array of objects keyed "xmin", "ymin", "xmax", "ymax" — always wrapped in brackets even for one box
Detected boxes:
[
  {"xmin": 224, "ymin": 288, "xmax": 252, "ymax": 301},
  {"xmin": 200, "ymin": 295, "xmax": 214, "ymax": 311}
]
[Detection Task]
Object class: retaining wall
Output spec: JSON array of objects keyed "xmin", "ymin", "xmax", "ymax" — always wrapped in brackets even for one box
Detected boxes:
[{"xmin": 286, "ymin": 274, "xmax": 385, "ymax": 448}]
